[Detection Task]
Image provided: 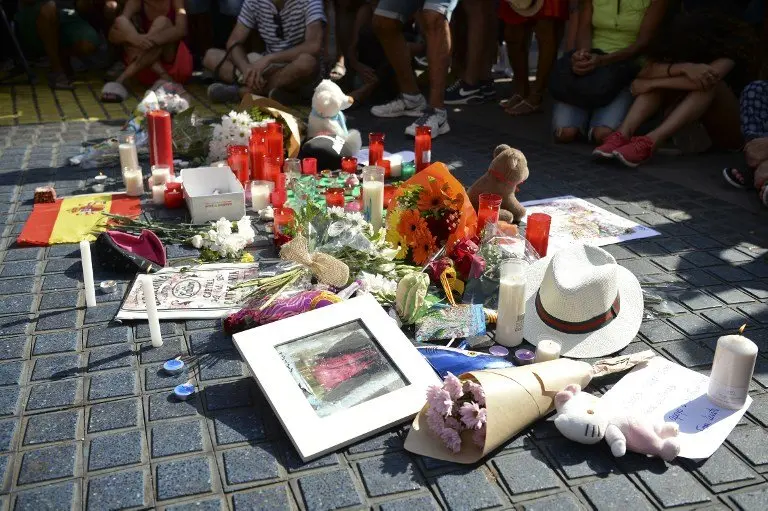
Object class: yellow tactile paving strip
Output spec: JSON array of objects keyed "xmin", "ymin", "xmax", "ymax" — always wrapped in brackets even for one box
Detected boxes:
[{"xmin": 0, "ymin": 70, "xmax": 233, "ymax": 126}]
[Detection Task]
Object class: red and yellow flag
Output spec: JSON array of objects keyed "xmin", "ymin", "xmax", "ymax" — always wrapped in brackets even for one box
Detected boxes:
[{"xmin": 17, "ymin": 193, "xmax": 141, "ymax": 246}]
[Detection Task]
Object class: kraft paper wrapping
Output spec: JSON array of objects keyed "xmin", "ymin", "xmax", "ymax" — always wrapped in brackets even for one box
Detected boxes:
[
  {"xmin": 404, "ymin": 358, "xmax": 593, "ymax": 464},
  {"xmin": 238, "ymin": 95, "xmax": 303, "ymax": 158}
]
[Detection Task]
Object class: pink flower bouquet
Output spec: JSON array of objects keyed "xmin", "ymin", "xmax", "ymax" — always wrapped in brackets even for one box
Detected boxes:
[{"xmin": 426, "ymin": 373, "xmax": 487, "ymax": 453}]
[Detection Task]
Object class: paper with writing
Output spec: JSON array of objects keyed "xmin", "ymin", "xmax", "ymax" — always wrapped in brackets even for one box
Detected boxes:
[{"xmin": 600, "ymin": 357, "xmax": 751, "ymax": 459}]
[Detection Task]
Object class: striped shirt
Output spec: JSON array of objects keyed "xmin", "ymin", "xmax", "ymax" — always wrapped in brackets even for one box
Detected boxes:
[{"xmin": 238, "ymin": 0, "xmax": 326, "ymax": 55}]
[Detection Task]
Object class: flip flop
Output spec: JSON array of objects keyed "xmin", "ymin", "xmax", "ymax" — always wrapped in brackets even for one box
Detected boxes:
[
  {"xmin": 100, "ymin": 81, "xmax": 128, "ymax": 102},
  {"xmin": 499, "ymin": 94, "xmax": 523, "ymax": 108},
  {"xmin": 504, "ymin": 99, "xmax": 541, "ymax": 116},
  {"xmin": 722, "ymin": 167, "xmax": 754, "ymax": 190},
  {"xmin": 329, "ymin": 62, "xmax": 346, "ymax": 81},
  {"xmin": 152, "ymin": 79, "xmax": 186, "ymax": 95},
  {"xmin": 48, "ymin": 72, "xmax": 74, "ymax": 90}
]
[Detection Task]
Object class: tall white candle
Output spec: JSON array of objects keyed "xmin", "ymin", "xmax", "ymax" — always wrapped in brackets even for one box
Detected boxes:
[
  {"xmin": 119, "ymin": 137, "xmax": 139, "ymax": 171},
  {"xmin": 362, "ymin": 166, "xmax": 385, "ymax": 232},
  {"xmin": 496, "ymin": 259, "xmax": 526, "ymax": 347},
  {"xmin": 152, "ymin": 184, "xmax": 165, "ymax": 205},
  {"xmin": 151, "ymin": 165, "xmax": 170, "ymax": 186},
  {"xmin": 708, "ymin": 325, "xmax": 757, "ymax": 409},
  {"xmin": 124, "ymin": 168, "xmax": 144, "ymax": 196},
  {"xmin": 534, "ymin": 340, "xmax": 562, "ymax": 363},
  {"xmin": 140, "ymin": 275, "xmax": 163, "ymax": 347},
  {"xmin": 251, "ymin": 182, "xmax": 270, "ymax": 211},
  {"xmin": 79, "ymin": 240, "xmax": 97, "ymax": 307}
]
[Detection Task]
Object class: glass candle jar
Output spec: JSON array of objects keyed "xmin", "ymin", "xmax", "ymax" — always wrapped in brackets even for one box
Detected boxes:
[
  {"xmin": 266, "ymin": 122, "xmax": 284, "ymax": 165},
  {"xmin": 368, "ymin": 133, "xmax": 385, "ymax": 166},
  {"xmin": 376, "ymin": 159, "xmax": 391, "ymax": 179},
  {"xmin": 384, "ymin": 184, "xmax": 397, "ymax": 210},
  {"xmin": 250, "ymin": 124, "xmax": 267, "ymax": 180},
  {"xmin": 164, "ymin": 186, "xmax": 184, "ymax": 209},
  {"xmin": 302, "ymin": 157, "xmax": 318, "ymax": 175},
  {"xmin": 401, "ymin": 162, "xmax": 416, "ymax": 179},
  {"xmin": 414, "ymin": 126, "xmax": 432, "ymax": 172},
  {"xmin": 227, "ymin": 145, "xmax": 250, "ymax": 186},
  {"xmin": 264, "ymin": 156, "xmax": 282, "ymax": 186},
  {"xmin": 526, "ymin": 213, "xmax": 552, "ymax": 257},
  {"xmin": 477, "ymin": 193, "xmax": 502, "ymax": 233},
  {"xmin": 325, "ymin": 187, "xmax": 346, "ymax": 208},
  {"xmin": 362, "ymin": 165, "xmax": 385, "ymax": 231},
  {"xmin": 284, "ymin": 158, "xmax": 301, "ymax": 179},
  {"xmin": 341, "ymin": 156, "xmax": 358, "ymax": 174},
  {"xmin": 273, "ymin": 207, "xmax": 295, "ymax": 248}
]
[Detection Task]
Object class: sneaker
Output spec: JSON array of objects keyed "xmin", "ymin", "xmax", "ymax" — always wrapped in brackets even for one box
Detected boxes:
[
  {"xmin": 405, "ymin": 107, "xmax": 450, "ymax": 138},
  {"xmin": 722, "ymin": 167, "xmax": 754, "ymax": 190},
  {"xmin": 444, "ymin": 80, "xmax": 484, "ymax": 105},
  {"xmin": 207, "ymin": 83, "xmax": 240, "ymax": 104},
  {"xmin": 480, "ymin": 80, "xmax": 497, "ymax": 99},
  {"xmin": 371, "ymin": 94, "xmax": 427, "ymax": 118},
  {"xmin": 593, "ymin": 131, "xmax": 630, "ymax": 159},
  {"xmin": 613, "ymin": 135, "xmax": 655, "ymax": 168}
]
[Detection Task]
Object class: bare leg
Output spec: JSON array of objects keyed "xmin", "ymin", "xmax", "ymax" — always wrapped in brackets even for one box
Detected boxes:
[
  {"xmin": 646, "ymin": 86, "xmax": 722, "ymax": 145},
  {"xmin": 422, "ymin": 10, "xmax": 451, "ymax": 109},
  {"xmin": 463, "ymin": 0, "xmax": 494, "ymax": 85},
  {"xmin": 203, "ymin": 49, "xmax": 238, "ymax": 83},
  {"xmin": 114, "ymin": 16, "xmax": 173, "ymax": 85},
  {"xmin": 36, "ymin": 1, "xmax": 65, "ymax": 75},
  {"xmin": 755, "ymin": 159, "xmax": 768, "ymax": 188},
  {"xmin": 700, "ymin": 82, "xmax": 742, "ymax": 150},
  {"xmin": 266, "ymin": 53, "xmax": 319, "ymax": 91},
  {"xmin": 531, "ymin": 19, "xmax": 557, "ymax": 98},
  {"xmin": 504, "ymin": 22, "xmax": 530, "ymax": 99},
  {"xmin": 615, "ymin": 90, "xmax": 665, "ymax": 138},
  {"xmin": 373, "ymin": 16, "xmax": 420, "ymax": 95}
]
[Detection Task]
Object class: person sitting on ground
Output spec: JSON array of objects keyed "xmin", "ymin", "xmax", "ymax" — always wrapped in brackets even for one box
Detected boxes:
[
  {"xmin": 723, "ymin": 80, "xmax": 768, "ymax": 206},
  {"xmin": 552, "ymin": 0, "xmax": 667, "ymax": 145},
  {"xmin": 369, "ymin": 0, "xmax": 458, "ymax": 138},
  {"xmin": 15, "ymin": 0, "xmax": 101, "ymax": 89},
  {"xmin": 101, "ymin": 0, "xmax": 190, "ymax": 102},
  {"xmin": 346, "ymin": 0, "xmax": 423, "ymax": 104},
  {"xmin": 498, "ymin": 0, "xmax": 568, "ymax": 115},
  {"xmin": 593, "ymin": 10, "xmax": 753, "ymax": 167},
  {"xmin": 202, "ymin": 0, "xmax": 326, "ymax": 104},
  {"xmin": 185, "ymin": 0, "xmax": 244, "ymax": 59}
]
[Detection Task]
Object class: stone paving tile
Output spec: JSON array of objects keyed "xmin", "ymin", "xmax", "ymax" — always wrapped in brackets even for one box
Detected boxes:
[
  {"xmin": 17, "ymin": 443, "xmax": 78, "ymax": 485},
  {"xmin": 580, "ymin": 476, "xmax": 653, "ymax": 510},
  {"xmin": 298, "ymin": 469, "xmax": 365, "ymax": 511},
  {"xmin": 728, "ymin": 425, "xmax": 768, "ymax": 469},
  {"xmin": 231, "ymin": 485, "xmax": 291, "ymax": 510},
  {"xmin": 87, "ymin": 429, "xmax": 144, "ymax": 471},
  {"xmin": 13, "ymin": 480, "xmax": 80, "ymax": 510},
  {"xmin": 357, "ymin": 452, "xmax": 423, "ymax": 497},
  {"xmin": 493, "ymin": 449, "xmax": 562, "ymax": 496},
  {"xmin": 22, "ymin": 409, "xmax": 81, "ymax": 446},
  {"xmin": 220, "ymin": 444, "xmax": 279, "ymax": 486},
  {"xmin": 729, "ymin": 486, "xmax": 768, "ymax": 510},
  {"xmin": 154, "ymin": 455, "xmax": 216, "ymax": 501},
  {"xmin": 434, "ymin": 468, "xmax": 504, "ymax": 510},
  {"xmin": 151, "ymin": 419, "xmax": 206, "ymax": 458},
  {"xmin": 86, "ymin": 468, "xmax": 149, "ymax": 510},
  {"xmin": 87, "ymin": 398, "xmax": 141, "ymax": 433},
  {"xmin": 379, "ymin": 494, "xmax": 441, "ymax": 511}
]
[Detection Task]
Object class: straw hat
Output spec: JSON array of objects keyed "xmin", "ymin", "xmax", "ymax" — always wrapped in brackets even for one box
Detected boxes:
[
  {"xmin": 506, "ymin": 0, "xmax": 545, "ymax": 17},
  {"xmin": 523, "ymin": 244, "xmax": 643, "ymax": 358}
]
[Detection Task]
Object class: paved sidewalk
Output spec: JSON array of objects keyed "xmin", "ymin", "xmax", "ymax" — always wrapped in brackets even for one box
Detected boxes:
[{"xmin": 0, "ymin": 99, "xmax": 766, "ymax": 511}]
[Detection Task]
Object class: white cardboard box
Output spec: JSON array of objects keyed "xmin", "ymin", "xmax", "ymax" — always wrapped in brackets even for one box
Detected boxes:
[{"xmin": 181, "ymin": 166, "xmax": 246, "ymax": 224}]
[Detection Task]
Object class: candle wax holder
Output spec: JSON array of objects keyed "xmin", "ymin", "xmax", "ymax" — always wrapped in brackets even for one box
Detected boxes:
[
  {"xmin": 164, "ymin": 188, "xmax": 184, "ymax": 209},
  {"xmin": 325, "ymin": 188, "xmax": 346, "ymax": 208},
  {"xmin": 368, "ymin": 133, "xmax": 385, "ymax": 166},
  {"xmin": 302, "ymin": 157, "xmax": 318, "ymax": 175},
  {"xmin": 273, "ymin": 207, "xmax": 295, "ymax": 248},
  {"xmin": 414, "ymin": 125, "xmax": 432, "ymax": 172},
  {"xmin": 341, "ymin": 157, "xmax": 358, "ymax": 174},
  {"xmin": 526, "ymin": 213, "xmax": 552, "ymax": 257},
  {"xmin": 477, "ymin": 193, "xmax": 502, "ymax": 233}
]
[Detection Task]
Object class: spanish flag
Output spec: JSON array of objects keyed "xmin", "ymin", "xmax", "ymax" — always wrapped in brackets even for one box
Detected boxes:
[{"xmin": 17, "ymin": 193, "xmax": 141, "ymax": 246}]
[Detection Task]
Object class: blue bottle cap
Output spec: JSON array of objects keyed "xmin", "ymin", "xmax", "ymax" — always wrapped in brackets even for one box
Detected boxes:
[
  {"xmin": 163, "ymin": 359, "xmax": 185, "ymax": 375},
  {"xmin": 174, "ymin": 383, "xmax": 195, "ymax": 400}
]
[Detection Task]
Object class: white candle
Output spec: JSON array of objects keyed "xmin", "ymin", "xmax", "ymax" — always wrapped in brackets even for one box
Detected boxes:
[
  {"xmin": 362, "ymin": 166, "xmax": 385, "ymax": 232},
  {"xmin": 534, "ymin": 340, "xmax": 562, "ymax": 363},
  {"xmin": 79, "ymin": 240, "xmax": 97, "ymax": 307},
  {"xmin": 152, "ymin": 184, "xmax": 165, "ymax": 205},
  {"xmin": 119, "ymin": 138, "xmax": 139, "ymax": 171},
  {"xmin": 151, "ymin": 165, "xmax": 170, "ymax": 186},
  {"xmin": 495, "ymin": 259, "xmax": 526, "ymax": 347},
  {"xmin": 388, "ymin": 154, "xmax": 403, "ymax": 177},
  {"xmin": 124, "ymin": 168, "xmax": 144, "ymax": 196},
  {"xmin": 251, "ymin": 183, "xmax": 270, "ymax": 211},
  {"xmin": 93, "ymin": 173, "xmax": 107, "ymax": 193},
  {"xmin": 708, "ymin": 325, "xmax": 757, "ymax": 409},
  {"xmin": 140, "ymin": 275, "xmax": 163, "ymax": 347}
]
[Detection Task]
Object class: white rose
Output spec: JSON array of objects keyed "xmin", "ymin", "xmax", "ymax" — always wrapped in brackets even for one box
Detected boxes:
[
  {"xmin": 215, "ymin": 218, "xmax": 232, "ymax": 236},
  {"xmin": 190, "ymin": 235, "xmax": 203, "ymax": 249}
]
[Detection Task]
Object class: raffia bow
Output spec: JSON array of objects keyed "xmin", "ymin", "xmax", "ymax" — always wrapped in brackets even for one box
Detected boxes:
[{"xmin": 279, "ymin": 234, "xmax": 350, "ymax": 288}]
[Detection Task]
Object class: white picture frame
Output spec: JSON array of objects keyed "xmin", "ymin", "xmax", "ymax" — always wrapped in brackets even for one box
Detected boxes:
[{"xmin": 233, "ymin": 293, "xmax": 440, "ymax": 461}]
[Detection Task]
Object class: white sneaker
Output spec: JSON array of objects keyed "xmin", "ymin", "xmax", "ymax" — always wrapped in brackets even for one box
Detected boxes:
[
  {"xmin": 405, "ymin": 108, "xmax": 450, "ymax": 138},
  {"xmin": 370, "ymin": 94, "xmax": 427, "ymax": 118}
]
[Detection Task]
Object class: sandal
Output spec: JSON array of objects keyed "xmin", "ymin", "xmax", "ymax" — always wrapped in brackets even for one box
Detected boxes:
[
  {"xmin": 722, "ymin": 167, "xmax": 754, "ymax": 190},
  {"xmin": 48, "ymin": 72, "xmax": 74, "ymax": 91},
  {"xmin": 499, "ymin": 93, "xmax": 523, "ymax": 108},
  {"xmin": 504, "ymin": 98, "xmax": 542, "ymax": 116},
  {"xmin": 329, "ymin": 61, "xmax": 346, "ymax": 81},
  {"xmin": 100, "ymin": 81, "xmax": 128, "ymax": 102},
  {"xmin": 152, "ymin": 79, "xmax": 186, "ymax": 96}
]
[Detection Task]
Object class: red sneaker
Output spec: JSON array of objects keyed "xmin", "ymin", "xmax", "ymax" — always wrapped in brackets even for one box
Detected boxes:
[
  {"xmin": 613, "ymin": 135, "xmax": 655, "ymax": 168},
  {"xmin": 592, "ymin": 132, "xmax": 630, "ymax": 159}
]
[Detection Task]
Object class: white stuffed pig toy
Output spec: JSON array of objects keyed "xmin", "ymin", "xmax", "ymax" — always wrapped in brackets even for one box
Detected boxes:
[
  {"xmin": 308, "ymin": 80, "xmax": 362, "ymax": 157},
  {"xmin": 553, "ymin": 384, "xmax": 681, "ymax": 462}
]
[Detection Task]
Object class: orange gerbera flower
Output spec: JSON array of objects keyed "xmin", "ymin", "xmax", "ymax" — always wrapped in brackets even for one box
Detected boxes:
[
  {"xmin": 397, "ymin": 209, "xmax": 428, "ymax": 242},
  {"xmin": 416, "ymin": 178, "xmax": 446, "ymax": 212},
  {"xmin": 410, "ymin": 227, "xmax": 438, "ymax": 265}
]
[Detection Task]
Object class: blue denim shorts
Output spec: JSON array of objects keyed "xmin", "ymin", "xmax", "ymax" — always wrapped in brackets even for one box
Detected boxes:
[
  {"xmin": 552, "ymin": 88, "xmax": 634, "ymax": 136},
  {"xmin": 186, "ymin": 0, "xmax": 243, "ymax": 17},
  {"xmin": 375, "ymin": 0, "xmax": 459, "ymax": 22}
]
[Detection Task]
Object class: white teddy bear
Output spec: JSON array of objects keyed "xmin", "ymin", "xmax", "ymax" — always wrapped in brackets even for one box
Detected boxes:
[{"xmin": 308, "ymin": 79, "xmax": 362, "ymax": 157}]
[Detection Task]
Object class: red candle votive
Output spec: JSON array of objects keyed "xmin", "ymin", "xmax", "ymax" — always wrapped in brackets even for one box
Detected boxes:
[
  {"xmin": 384, "ymin": 184, "xmax": 396, "ymax": 210},
  {"xmin": 148, "ymin": 110, "xmax": 174, "ymax": 175},
  {"xmin": 227, "ymin": 145, "xmax": 250, "ymax": 186},
  {"xmin": 526, "ymin": 213, "xmax": 552, "ymax": 257},
  {"xmin": 273, "ymin": 207, "xmax": 295, "ymax": 247},
  {"xmin": 368, "ymin": 133, "xmax": 384, "ymax": 166},
  {"xmin": 415, "ymin": 126, "xmax": 432, "ymax": 173},
  {"xmin": 250, "ymin": 125, "xmax": 267, "ymax": 181},
  {"xmin": 266, "ymin": 122, "xmax": 284, "ymax": 165},
  {"xmin": 164, "ymin": 187, "xmax": 184, "ymax": 209},
  {"xmin": 477, "ymin": 193, "xmax": 502, "ymax": 233},
  {"xmin": 376, "ymin": 159, "xmax": 391, "ymax": 179},
  {"xmin": 264, "ymin": 157, "xmax": 282, "ymax": 186},
  {"xmin": 302, "ymin": 157, "xmax": 318, "ymax": 175},
  {"xmin": 341, "ymin": 156, "xmax": 357, "ymax": 174},
  {"xmin": 325, "ymin": 187, "xmax": 346, "ymax": 208}
]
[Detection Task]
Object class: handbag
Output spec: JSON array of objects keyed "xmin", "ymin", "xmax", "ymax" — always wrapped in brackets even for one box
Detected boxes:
[
  {"xmin": 549, "ymin": 49, "xmax": 638, "ymax": 110},
  {"xmin": 94, "ymin": 230, "xmax": 167, "ymax": 274}
]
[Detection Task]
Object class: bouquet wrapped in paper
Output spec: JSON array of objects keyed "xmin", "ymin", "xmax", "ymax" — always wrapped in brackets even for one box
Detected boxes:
[
  {"xmin": 404, "ymin": 352, "xmax": 655, "ymax": 463},
  {"xmin": 386, "ymin": 163, "xmax": 477, "ymax": 265}
]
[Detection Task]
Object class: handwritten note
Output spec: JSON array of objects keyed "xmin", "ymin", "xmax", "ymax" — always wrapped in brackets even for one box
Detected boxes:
[{"xmin": 600, "ymin": 357, "xmax": 751, "ymax": 459}]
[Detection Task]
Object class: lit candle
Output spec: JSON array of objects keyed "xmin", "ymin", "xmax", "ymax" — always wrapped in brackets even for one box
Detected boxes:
[
  {"xmin": 388, "ymin": 154, "xmax": 403, "ymax": 177},
  {"xmin": 376, "ymin": 159, "xmax": 391, "ymax": 179},
  {"xmin": 124, "ymin": 168, "xmax": 144, "ymax": 196},
  {"xmin": 266, "ymin": 122, "xmax": 284, "ymax": 166},
  {"xmin": 708, "ymin": 324, "xmax": 757, "ymax": 410},
  {"xmin": 164, "ymin": 188, "xmax": 184, "ymax": 209},
  {"xmin": 362, "ymin": 165, "xmax": 385, "ymax": 231},
  {"xmin": 284, "ymin": 158, "xmax": 302, "ymax": 180},
  {"xmin": 477, "ymin": 193, "xmax": 502, "ymax": 233},
  {"xmin": 415, "ymin": 126, "xmax": 432, "ymax": 172},
  {"xmin": 341, "ymin": 156, "xmax": 357, "ymax": 174},
  {"xmin": 302, "ymin": 157, "xmax": 317, "ymax": 175},
  {"xmin": 325, "ymin": 187, "xmax": 346, "ymax": 208},
  {"xmin": 496, "ymin": 259, "xmax": 526, "ymax": 347},
  {"xmin": 79, "ymin": 240, "xmax": 97, "ymax": 307},
  {"xmin": 93, "ymin": 173, "xmax": 107, "ymax": 193},
  {"xmin": 119, "ymin": 135, "xmax": 139, "ymax": 172},
  {"xmin": 151, "ymin": 165, "xmax": 170, "ymax": 186},
  {"xmin": 526, "ymin": 213, "xmax": 552, "ymax": 257},
  {"xmin": 534, "ymin": 340, "xmax": 562, "ymax": 363},
  {"xmin": 147, "ymin": 110, "xmax": 174, "ymax": 175},
  {"xmin": 251, "ymin": 182, "xmax": 271, "ymax": 211},
  {"xmin": 250, "ymin": 124, "xmax": 267, "ymax": 181},
  {"xmin": 140, "ymin": 274, "xmax": 163, "ymax": 347},
  {"xmin": 368, "ymin": 133, "xmax": 385, "ymax": 166},
  {"xmin": 227, "ymin": 145, "xmax": 250, "ymax": 186},
  {"xmin": 152, "ymin": 184, "xmax": 165, "ymax": 205}
]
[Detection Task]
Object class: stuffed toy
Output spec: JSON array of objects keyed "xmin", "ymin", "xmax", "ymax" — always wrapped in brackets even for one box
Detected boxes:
[
  {"xmin": 467, "ymin": 144, "xmax": 529, "ymax": 224},
  {"xmin": 553, "ymin": 384, "xmax": 681, "ymax": 462},
  {"xmin": 308, "ymin": 79, "xmax": 362, "ymax": 157}
]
